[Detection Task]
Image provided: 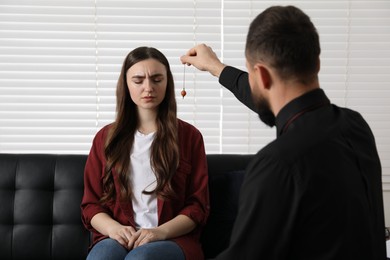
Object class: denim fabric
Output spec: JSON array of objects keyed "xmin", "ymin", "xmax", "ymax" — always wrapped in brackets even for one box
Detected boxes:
[{"xmin": 87, "ymin": 238, "xmax": 185, "ymax": 260}]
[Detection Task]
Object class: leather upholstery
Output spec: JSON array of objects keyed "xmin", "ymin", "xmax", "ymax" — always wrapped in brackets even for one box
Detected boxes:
[
  {"xmin": 0, "ymin": 153, "xmax": 254, "ymax": 259},
  {"xmin": 0, "ymin": 154, "xmax": 90, "ymax": 260},
  {"xmin": 200, "ymin": 154, "xmax": 253, "ymax": 258}
]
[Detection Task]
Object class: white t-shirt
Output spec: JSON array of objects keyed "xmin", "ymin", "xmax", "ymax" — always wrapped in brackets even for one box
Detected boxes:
[{"xmin": 129, "ymin": 130, "xmax": 158, "ymax": 229}]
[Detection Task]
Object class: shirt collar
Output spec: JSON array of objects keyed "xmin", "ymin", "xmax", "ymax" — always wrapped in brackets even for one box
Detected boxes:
[{"xmin": 275, "ymin": 88, "xmax": 330, "ymax": 137}]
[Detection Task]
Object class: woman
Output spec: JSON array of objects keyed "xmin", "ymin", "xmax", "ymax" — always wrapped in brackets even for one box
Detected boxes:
[{"xmin": 81, "ymin": 47, "xmax": 209, "ymax": 260}]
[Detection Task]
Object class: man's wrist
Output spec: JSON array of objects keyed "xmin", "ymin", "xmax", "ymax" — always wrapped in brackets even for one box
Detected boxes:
[{"xmin": 212, "ymin": 63, "xmax": 226, "ymax": 78}]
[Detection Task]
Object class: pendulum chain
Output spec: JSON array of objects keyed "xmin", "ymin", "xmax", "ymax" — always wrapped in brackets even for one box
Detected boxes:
[{"xmin": 181, "ymin": 64, "xmax": 187, "ymax": 99}]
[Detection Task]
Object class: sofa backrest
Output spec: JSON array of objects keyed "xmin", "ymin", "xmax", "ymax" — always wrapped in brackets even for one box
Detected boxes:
[
  {"xmin": 200, "ymin": 154, "xmax": 254, "ymax": 258},
  {"xmin": 0, "ymin": 154, "xmax": 90, "ymax": 260},
  {"xmin": 0, "ymin": 153, "xmax": 254, "ymax": 259}
]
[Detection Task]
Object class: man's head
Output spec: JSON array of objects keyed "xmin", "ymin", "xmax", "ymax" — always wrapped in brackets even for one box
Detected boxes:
[
  {"xmin": 245, "ymin": 6, "xmax": 321, "ymax": 126},
  {"xmin": 246, "ymin": 5, "xmax": 320, "ymax": 82}
]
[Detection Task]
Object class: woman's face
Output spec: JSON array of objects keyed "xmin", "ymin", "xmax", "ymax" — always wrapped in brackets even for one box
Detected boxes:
[{"xmin": 126, "ymin": 58, "xmax": 167, "ymax": 112}]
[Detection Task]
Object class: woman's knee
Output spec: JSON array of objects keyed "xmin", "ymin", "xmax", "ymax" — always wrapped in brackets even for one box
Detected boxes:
[
  {"xmin": 87, "ymin": 238, "xmax": 128, "ymax": 260},
  {"xmin": 125, "ymin": 241, "xmax": 184, "ymax": 260}
]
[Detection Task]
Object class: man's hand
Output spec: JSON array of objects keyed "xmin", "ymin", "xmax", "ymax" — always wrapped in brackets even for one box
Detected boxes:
[{"xmin": 180, "ymin": 43, "xmax": 226, "ymax": 77}]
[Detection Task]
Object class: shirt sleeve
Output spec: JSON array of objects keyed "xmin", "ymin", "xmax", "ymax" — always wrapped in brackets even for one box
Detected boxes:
[
  {"xmin": 219, "ymin": 66, "xmax": 258, "ymax": 113},
  {"xmin": 80, "ymin": 127, "xmax": 110, "ymax": 231},
  {"xmin": 177, "ymin": 122, "xmax": 210, "ymax": 227},
  {"xmin": 216, "ymin": 153, "xmax": 302, "ymax": 259}
]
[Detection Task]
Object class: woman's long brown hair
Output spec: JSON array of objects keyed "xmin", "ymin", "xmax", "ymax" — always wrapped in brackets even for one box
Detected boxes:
[{"xmin": 100, "ymin": 46, "xmax": 179, "ymax": 204}]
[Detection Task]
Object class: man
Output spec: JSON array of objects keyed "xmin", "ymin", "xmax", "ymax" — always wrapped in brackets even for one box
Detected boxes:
[{"xmin": 180, "ymin": 5, "xmax": 386, "ymax": 260}]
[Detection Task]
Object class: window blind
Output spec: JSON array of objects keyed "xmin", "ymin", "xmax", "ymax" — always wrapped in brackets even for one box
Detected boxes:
[
  {"xmin": 0, "ymin": 0, "xmax": 96, "ymax": 153},
  {"xmin": 0, "ymin": 0, "xmax": 389, "ymax": 188}
]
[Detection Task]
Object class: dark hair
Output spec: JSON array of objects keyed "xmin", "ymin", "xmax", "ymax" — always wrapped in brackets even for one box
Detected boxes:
[
  {"xmin": 101, "ymin": 46, "xmax": 179, "ymax": 203},
  {"xmin": 245, "ymin": 6, "xmax": 321, "ymax": 82}
]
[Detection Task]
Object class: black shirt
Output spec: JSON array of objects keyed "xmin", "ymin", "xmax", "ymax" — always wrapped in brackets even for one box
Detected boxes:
[{"xmin": 216, "ymin": 66, "xmax": 386, "ymax": 259}]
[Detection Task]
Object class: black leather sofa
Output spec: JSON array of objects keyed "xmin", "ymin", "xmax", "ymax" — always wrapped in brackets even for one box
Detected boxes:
[{"xmin": 0, "ymin": 153, "xmax": 254, "ymax": 260}]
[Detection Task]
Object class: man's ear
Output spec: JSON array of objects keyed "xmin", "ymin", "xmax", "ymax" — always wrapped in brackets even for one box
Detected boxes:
[{"xmin": 254, "ymin": 64, "xmax": 272, "ymax": 89}]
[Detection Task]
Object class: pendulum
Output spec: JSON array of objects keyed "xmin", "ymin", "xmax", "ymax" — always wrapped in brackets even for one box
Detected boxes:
[
  {"xmin": 181, "ymin": 64, "xmax": 187, "ymax": 99},
  {"xmin": 181, "ymin": 88, "xmax": 187, "ymax": 99}
]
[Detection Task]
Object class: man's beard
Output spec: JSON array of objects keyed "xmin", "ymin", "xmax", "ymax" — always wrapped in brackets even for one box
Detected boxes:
[{"xmin": 255, "ymin": 95, "xmax": 275, "ymax": 127}]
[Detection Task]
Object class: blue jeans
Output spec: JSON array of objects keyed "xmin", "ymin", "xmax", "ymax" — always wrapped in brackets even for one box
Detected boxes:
[{"xmin": 86, "ymin": 238, "xmax": 185, "ymax": 260}]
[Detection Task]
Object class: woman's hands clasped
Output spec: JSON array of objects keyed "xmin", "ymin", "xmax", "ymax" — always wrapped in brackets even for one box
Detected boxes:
[
  {"xmin": 127, "ymin": 228, "xmax": 167, "ymax": 249},
  {"xmin": 108, "ymin": 224, "xmax": 167, "ymax": 250},
  {"xmin": 107, "ymin": 224, "xmax": 137, "ymax": 249}
]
